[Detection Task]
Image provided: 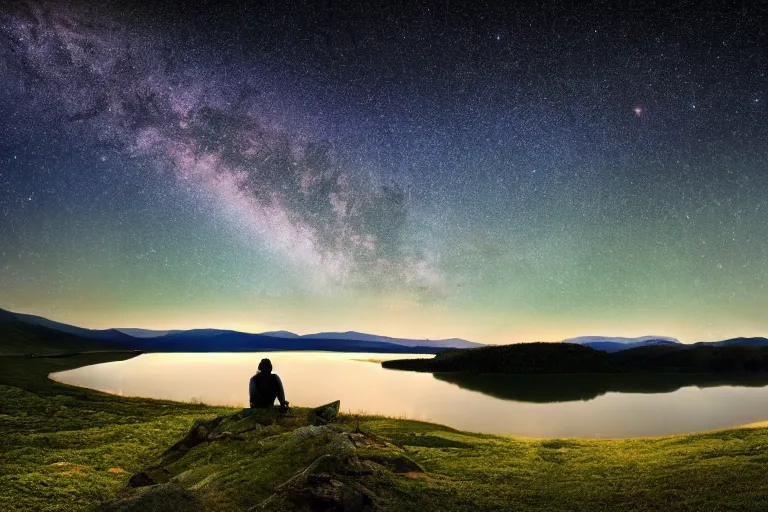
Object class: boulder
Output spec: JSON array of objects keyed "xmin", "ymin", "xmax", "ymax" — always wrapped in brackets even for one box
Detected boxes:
[
  {"xmin": 307, "ymin": 400, "xmax": 341, "ymax": 425},
  {"xmin": 104, "ymin": 483, "xmax": 201, "ymax": 511},
  {"xmin": 127, "ymin": 471, "xmax": 156, "ymax": 488},
  {"xmin": 341, "ymin": 485, "xmax": 374, "ymax": 512},
  {"xmin": 287, "ymin": 482, "xmax": 373, "ymax": 512},
  {"xmin": 162, "ymin": 416, "xmax": 224, "ymax": 456}
]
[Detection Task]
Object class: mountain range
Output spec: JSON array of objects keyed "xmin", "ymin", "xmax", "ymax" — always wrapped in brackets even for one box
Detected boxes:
[
  {"xmin": 2, "ymin": 306, "xmax": 766, "ymax": 356},
  {"xmin": 0, "ymin": 307, "xmax": 482, "ymax": 355},
  {"xmin": 562, "ymin": 335, "xmax": 683, "ymax": 352},
  {"xmin": 562, "ymin": 335, "xmax": 768, "ymax": 352},
  {"xmin": 115, "ymin": 327, "xmax": 480, "ymax": 349}
]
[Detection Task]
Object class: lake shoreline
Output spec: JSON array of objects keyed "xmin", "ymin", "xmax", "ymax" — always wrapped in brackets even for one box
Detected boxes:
[{"xmin": 39, "ymin": 350, "xmax": 768, "ymax": 438}]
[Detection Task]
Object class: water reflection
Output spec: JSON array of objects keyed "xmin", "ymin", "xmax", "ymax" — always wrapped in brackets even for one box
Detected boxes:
[
  {"xmin": 433, "ymin": 373, "xmax": 768, "ymax": 403},
  {"xmin": 51, "ymin": 352, "xmax": 768, "ymax": 438}
]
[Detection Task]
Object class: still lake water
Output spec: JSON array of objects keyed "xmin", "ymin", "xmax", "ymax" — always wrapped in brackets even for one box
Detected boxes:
[{"xmin": 51, "ymin": 351, "xmax": 768, "ymax": 438}]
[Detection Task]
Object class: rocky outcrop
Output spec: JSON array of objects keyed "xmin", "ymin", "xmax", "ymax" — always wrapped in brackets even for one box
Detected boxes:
[
  {"xmin": 104, "ymin": 483, "xmax": 202, "ymax": 511},
  {"xmin": 112, "ymin": 401, "xmax": 423, "ymax": 511},
  {"xmin": 308, "ymin": 400, "xmax": 341, "ymax": 425},
  {"xmin": 127, "ymin": 471, "xmax": 155, "ymax": 488},
  {"xmin": 255, "ymin": 424, "xmax": 374, "ymax": 511}
]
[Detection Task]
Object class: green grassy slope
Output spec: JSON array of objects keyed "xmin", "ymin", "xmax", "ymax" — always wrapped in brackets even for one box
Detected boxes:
[
  {"xmin": 2, "ymin": 351, "xmax": 768, "ymax": 510},
  {"xmin": 0, "ymin": 353, "xmax": 232, "ymax": 511}
]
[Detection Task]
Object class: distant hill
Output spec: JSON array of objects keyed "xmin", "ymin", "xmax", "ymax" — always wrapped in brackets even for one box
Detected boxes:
[
  {"xmin": 298, "ymin": 331, "xmax": 483, "ymax": 349},
  {"xmin": 563, "ymin": 335, "xmax": 768, "ymax": 353},
  {"xmin": 0, "ymin": 320, "xmax": 118, "ymax": 355},
  {"xmin": 383, "ymin": 342, "xmax": 768, "ymax": 375},
  {"xmin": 116, "ymin": 328, "xmax": 174, "ymax": 338},
  {"xmin": 695, "ymin": 337, "xmax": 768, "ymax": 348},
  {"xmin": 120, "ymin": 330, "xmax": 446, "ymax": 354},
  {"xmin": 0, "ymin": 308, "xmax": 453, "ymax": 354},
  {"xmin": 563, "ymin": 335, "xmax": 681, "ymax": 352},
  {"xmin": 7, "ymin": 310, "xmax": 136, "ymax": 343},
  {"xmin": 115, "ymin": 328, "xmax": 229, "ymax": 338},
  {"xmin": 259, "ymin": 330, "xmax": 301, "ymax": 338},
  {"xmin": 0, "ymin": 308, "xmax": 17, "ymax": 323},
  {"xmin": 156, "ymin": 329, "xmax": 235, "ymax": 339},
  {"xmin": 116, "ymin": 327, "xmax": 483, "ymax": 349},
  {"xmin": 115, "ymin": 327, "xmax": 481, "ymax": 349},
  {"xmin": 109, "ymin": 328, "xmax": 470, "ymax": 353}
]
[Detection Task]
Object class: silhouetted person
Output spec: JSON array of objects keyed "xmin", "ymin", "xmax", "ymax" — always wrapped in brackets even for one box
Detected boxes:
[{"xmin": 249, "ymin": 358, "xmax": 289, "ymax": 411}]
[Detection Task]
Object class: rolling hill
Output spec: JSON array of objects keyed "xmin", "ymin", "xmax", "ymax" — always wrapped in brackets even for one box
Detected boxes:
[
  {"xmin": 7, "ymin": 310, "xmax": 136, "ymax": 343},
  {"xmin": 562, "ymin": 335, "xmax": 681, "ymax": 352},
  {"xmin": 0, "ymin": 319, "xmax": 119, "ymax": 355},
  {"xmin": 696, "ymin": 337, "xmax": 768, "ymax": 348}
]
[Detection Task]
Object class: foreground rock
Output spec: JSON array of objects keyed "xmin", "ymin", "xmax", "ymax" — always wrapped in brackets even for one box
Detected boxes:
[
  {"xmin": 106, "ymin": 401, "xmax": 419, "ymax": 511},
  {"xmin": 308, "ymin": 399, "xmax": 341, "ymax": 425}
]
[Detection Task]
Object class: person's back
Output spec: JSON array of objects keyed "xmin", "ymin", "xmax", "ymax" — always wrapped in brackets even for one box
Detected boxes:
[
  {"xmin": 249, "ymin": 358, "xmax": 288, "ymax": 410},
  {"xmin": 249, "ymin": 372, "xmax": 280, "ymax": 407}
]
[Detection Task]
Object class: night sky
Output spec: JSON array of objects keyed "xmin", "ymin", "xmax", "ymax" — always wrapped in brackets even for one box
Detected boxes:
[{"xmin": 1, "ymin": 0, "xmax": 767, "ymax": 343}]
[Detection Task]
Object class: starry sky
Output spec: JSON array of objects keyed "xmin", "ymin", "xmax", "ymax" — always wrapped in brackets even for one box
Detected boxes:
[{"xmin": 1, "ymin": 0, "xmax": 767, "ymax": 344}]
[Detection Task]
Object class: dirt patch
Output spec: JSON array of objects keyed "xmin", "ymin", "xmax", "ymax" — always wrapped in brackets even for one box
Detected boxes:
[
  {"xmin": 48, "ymin": 462, "xmax": 92, "ymax": 475},
  {"xmin": 61, "ymin": 466, "xmax": 90, "ymax": 475},
  {"xmin": 404, "ymin": 472, "xmax": 435, "ymax": 482}
]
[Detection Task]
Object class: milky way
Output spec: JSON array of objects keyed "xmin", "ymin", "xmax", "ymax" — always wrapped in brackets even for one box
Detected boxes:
[
  {"xmin": 0, "ymin": 1, "xmax": 441, "ymax": 292},
  {"xmin": 1, "ymin": 0, "xmax": 767, "ymax": 342}
]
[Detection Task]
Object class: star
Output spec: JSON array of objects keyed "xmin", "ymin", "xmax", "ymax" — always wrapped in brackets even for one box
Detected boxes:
[{"xmin": 0, "ymin": 0, "xmax": 766, "ymax": 346}]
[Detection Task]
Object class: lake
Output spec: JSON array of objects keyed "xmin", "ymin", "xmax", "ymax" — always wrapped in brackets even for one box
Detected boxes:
[{"xmin": 51, "ymin": 351, "xmax": 768, "ymax": 438}]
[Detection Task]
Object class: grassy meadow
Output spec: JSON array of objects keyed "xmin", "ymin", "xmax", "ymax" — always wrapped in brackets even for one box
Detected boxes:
[{"xmin": 2, "ymin": 352, "xmax": 768, "ymax": 511}]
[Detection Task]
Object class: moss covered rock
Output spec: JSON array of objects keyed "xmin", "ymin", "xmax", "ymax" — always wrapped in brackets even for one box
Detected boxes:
[
  {"xmin": 308, "ymin": 400, "xmax": 341, "ymax": 425},
  {"xmin": 104, "ymin": 483, "xmax": 202, "ymax": 512},
  {"xmin": 113, "ymin": 401, "xmax": 422, "ymax": 511}
]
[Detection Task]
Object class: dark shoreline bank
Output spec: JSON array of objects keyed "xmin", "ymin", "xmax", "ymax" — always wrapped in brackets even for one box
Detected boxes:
[{"xmin": 382, "ymin": 342, "xmax": 768, "ymax": 375}]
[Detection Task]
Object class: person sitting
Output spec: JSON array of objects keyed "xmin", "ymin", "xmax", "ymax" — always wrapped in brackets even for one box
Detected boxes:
[{"xmin": 249, "ymin": 358, "xmax": 289, "ymax": 412}]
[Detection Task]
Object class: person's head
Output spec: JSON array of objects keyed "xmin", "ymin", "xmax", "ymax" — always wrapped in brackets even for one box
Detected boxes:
[{"xmin": 258, "ymin": 358, "xmax": 273, "ymax": 374}]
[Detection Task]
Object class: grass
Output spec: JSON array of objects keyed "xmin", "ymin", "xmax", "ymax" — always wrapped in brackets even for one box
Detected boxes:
[
  {"xmin": 3, "ymin": 352, "xmax": 768, "ymax": 511},
  {"xmin": 0, "ymin": 353, "xmax": 231, "ymax": 511}
]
